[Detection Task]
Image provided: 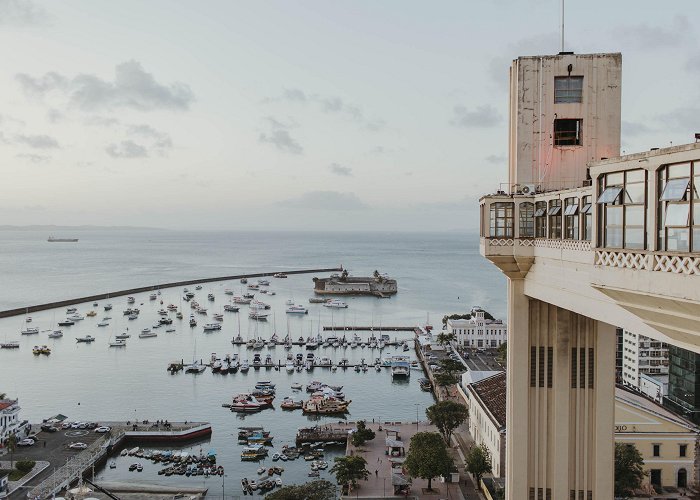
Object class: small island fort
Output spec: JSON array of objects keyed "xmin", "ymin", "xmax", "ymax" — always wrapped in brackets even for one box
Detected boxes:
[{"xmin": 313, "ymin": 270, "xmax": 397, "ymax": 297}]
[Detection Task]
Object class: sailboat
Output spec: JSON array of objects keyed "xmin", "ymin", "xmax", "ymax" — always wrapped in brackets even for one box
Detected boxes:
[{"xmin": 186, "ymin": 338, "xmax": 206, "ymax": 374}]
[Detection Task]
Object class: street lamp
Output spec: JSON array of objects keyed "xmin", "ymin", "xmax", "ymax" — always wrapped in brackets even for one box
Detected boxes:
[
  {"xmin": 414, "ymin": 403, "xmax": 420, "ymax": 430},
  {"xmin": 222, "ymin": 473, "xmax": 227, "ymax": 499}
]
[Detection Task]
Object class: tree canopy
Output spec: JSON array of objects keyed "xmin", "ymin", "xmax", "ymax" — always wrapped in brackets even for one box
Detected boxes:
[
  {"xmin": 615, "ymin": 443, "xmax": 646, "ymax": 498},
  {"xmin": 330, "ymin": 455, "xmax": 370, "ymax": 490},
  {"xmin": 466, "ymin": 443, "xmax": 492, "ymax": 485},
  {"xmin": 350, "ymin": 420, "xmax": 376, "ymax": 447},
  {"xmin": 266, "ymin": 480, "xmax": 336, "ymax": 500},
  {"xmin": 436, "ymin": 331, "xmax": 456, "ymax": 347},
  {"xmin": 426, "ymin": 400, "xmax": 469, "ymax": 443},
  {"xmin": 404, "ymin": 431, "xmax": 453, "ymax": 491}
]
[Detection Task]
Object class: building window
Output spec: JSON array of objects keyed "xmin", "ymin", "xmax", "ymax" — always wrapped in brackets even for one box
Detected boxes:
[
  {"xmin": 564, "ymin": 197, "xmax": 580, "ymax": 240},
  {"xmin": 554, "ymin": 119, "xmax": 582, "ymax": 146},
  {"xmin": 657, "ymin": 161, "xmax": 700, "ymax": 252},
  {"xmin": 489, "ymin": 202, "xmax": 514, "ymax": 238},
  {"xmin": 581, "ymin": 195, "xmax": 592, "ymax": 241},
  {"xmin": 597, "ymin": 169, "xmax": 646, "ymax": 249},
  {"xmin": 519, "ymin": 202, "xmax": 534, "ymax": 238},
  {"xmin": 535, "ymin": 201, "xmax": 547, "ymax": 238},
  {"xmin": 555, "ymin": 76, "xmax": 583, "ymax": 104},
  {"xmin": 652, "ymin": 444, "xmax": 660, "ymax": 457},
  {"xmin": 680, "ymin": 444, "xmax": 687, "ymax": 457},
  {"xmin": 548, "ymin": 199, "xmax": 562, "ymax": 238}
]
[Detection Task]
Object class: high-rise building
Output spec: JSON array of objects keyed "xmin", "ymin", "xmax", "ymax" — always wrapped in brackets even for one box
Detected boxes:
[
  {"xmin": 665, "ymin": 346, "xmax": 700, "ymax": 425},
  {"xmin": 621, "ymin": 330, "xmax": 669, "ymax": 388},
  {"xmin": 479, "ymin": 48, "xmax": 700, "ymax": 500}
]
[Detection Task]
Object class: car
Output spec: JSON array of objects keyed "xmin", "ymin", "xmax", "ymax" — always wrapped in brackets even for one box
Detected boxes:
[
  {"xmin": 61, "ymin": 422, "xmax": 73, "ymax": 429},
  {"xmin": 95, "ymin": 426, "xmax": 111, "ymax": 433},
  {"xmin": 476, "ymin": 348, "xmax": 485, "ymax": 354},
  {"xmin": 17, "ymin": 438, "xmax": 35, "ymax": 447},
  {"xmin": 41, "ymin": 424, "xmax": 58, "ymax": 432},
  {"xmin": 427, "ymin": 355, "xmax": 438, "ymax": 360},
  {"xmin": 70, "ymin": 422, "xmax": 81, "ymax": 429},
  {"xmin": 78, "ymin": 423, "xmax": 88, "ymax": 429},
  {"xmin": 69, "ymin": 442, "xmax": 88, "ymax": 450},
  {"xmin": 87, "ymin": 422, "xmax": 98, "ymax": 429}
]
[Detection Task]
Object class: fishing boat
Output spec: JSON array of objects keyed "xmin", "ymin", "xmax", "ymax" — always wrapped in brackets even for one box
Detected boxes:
[
  {"xmin": 213, "ymin": 313, "xmax": 224, "ymax": 321},
  {"xmin": 302, "ymin": 396, "xmax": 351, "ymax": 414},
  {"xmin": 240, "ymin": 278, "xmax": 248, "ymax": 284},
  {"xmin": 185, "ymin": 360, "xmax": 206, "ymax": 374},
  {"xmin": 390, "ymin": 355, "xmax": 411, "ymax": 378},
  {"xmin": 0, "ymin": 341, "xmax": 19, "ymax": 349},
  {"xmin": 280, "ymin": 397, "xmax": 303, "ymax": 410},
  {"xmin": 76, "ymin": 335, "xmax": 95, "ymax": 343},
  {"xmin": 250, "ymin": 300, "xmax": 270, "ymax": 310},
  {"xmin": 203, "ymin": 323, "xmax": 222, "ymax": 332},
  {"xmin": 86, "ymin": 310, "xmax": 97, "ymax": 317},
  {"xmin": 273, "ymin": 273, "xmax": 287, "ymax": 278},
  {"xmin": 57, "ymin": 319, "xmax": 75, "ymax": 327},
  {"xmin": 115, "ymin": 332, "xmax": 131, "ymax": 339},
  {"xmin": 21, "ymin": 327, "xmax": 39, "ymax": 335},
  {"xmin": 230, "ymin": 394, "xmax": 269, "ymax": 413},
  {"xmin": 249, "ymin": 311, "xmax": 269, "ymax": 321},
  {"xmin": 97, "ymin": 321, "xmax": 109, "ymax": 327},
  {"xmin": 48, "ymin": 330, "xmax": 63, "ymax": 338},
  {"xmin": 241, "ymin": 445, "xmax": 268, "ymax": 461},
  {"xmin": 233, "ymin": 296, "xmax": 252, "ymax": 304},
  {"xmin": 224, "ymin": 304, "xmax": 239, "ymax": 312},
  {"xmin": 139, "ymin": 330, "xmax": 157, "ymax": 339},
  {"xmin": 127, "ymin": 296, "xmax": 135, "ymax": 303},
  {"xmin": 109, "ymin": 339, "xmax": 127, "ymax": 347},
  {"xmin": 189, "ymin": 315, "xmax": 197, "ymax": 327},
  {"xmin": 240, "ymin": 360, "xmax": 250, "ymax": 373}
]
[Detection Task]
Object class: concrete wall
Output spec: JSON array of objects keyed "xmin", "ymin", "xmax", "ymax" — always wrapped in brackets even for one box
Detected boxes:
[{"xmin": 509, "ymin": 53, "xmax": 621, "ymax": 192}]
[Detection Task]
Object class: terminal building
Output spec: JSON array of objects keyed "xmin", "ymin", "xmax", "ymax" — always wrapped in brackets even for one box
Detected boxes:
[
  {"xmin": 479, "ymin": 50, "xmax": 700, "ymax": 499},
  {"xmin": 445, "ymin": 306, "xmax": 507, "ymax": 348}
]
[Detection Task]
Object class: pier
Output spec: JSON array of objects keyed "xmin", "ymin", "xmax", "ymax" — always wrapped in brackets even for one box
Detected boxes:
[
  {"xmin": 295, "ymin": 425, "xmax": 350, "ymax": 445},
  {"xmin": 24, "ymin": 421, "xmax": 211, "ymax": 500},
  {"xmin": 0, "ymin": 266, "xmax": 342, "ymax": 319},
  {"xmin": 322, "ymin": 326, "xmax": 419, "ymax": 332}
]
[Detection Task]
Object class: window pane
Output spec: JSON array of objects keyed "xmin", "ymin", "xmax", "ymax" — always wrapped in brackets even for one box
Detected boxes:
[
  {"xmin": 581, "ymin": 203, "xmax": 592, "ymax": 214},
  {"xmin": 554, "ymin": 76, "xmax": 583, "ymax": 103},
  {"xmin": 694, "ymin": 202, "xmax": 700, "ymax": 225},
  {"xmin": 625, "ymin": 183, "xmax": 645, "ymax": 204},
  {"xmin": 660, "ymin": 178, "xmax": 690, "ymax": 201},
  {"xmin": 606, "ymin": 206, "xmax": 623, "ymax": 225},
  {"xmin": 564, "ymin": 204, "xmax": 579, "ymax": 216},
  {"xmin": 625, "ymin": 228, "xmax": 644, "ymax": 249},
  {"xmin": 607, "ymin": 172, "xmax": 624, "ymax": 186},
  {"xmin": 626, "ymin": 169, "xmax": 645, "ymax": 183},
  {"xmin": 694, "ymin": 175, "xmax": 700, "ymax": 200},
  {"xmin": 668, "ymin": 163, "xmax": 691, "ymax": 178},
  {"xmin": 626, "ymin": 205, "xmax": 645, "ymax": 226},
  {"xmin": 693, "ymin": 228, "xmax": 700, "ymax": 252},
  {"xmin": 554, "ymin": 119, "xmax": 582, "ymax": 146},
  {"xmin": 667, "ymin": 228, "xmax": 689, "ymax": 252},
  {"xmin": 665, "ymin": 203, "xmax": 690, "ymax": 227},
  {"xmin": 597, "ymin": 186, "xmax": 622, "ymax": 204},
  {"xmin": 534, "ymin": 208, "xmax": 546, "ymax": 217},
  {"xmin": 606, "ymin": 227, "xmax": 623, "ymax": 247},
  {"xmin": 547, "ymin": 206, "xmax": 561, "ymax": 216}
]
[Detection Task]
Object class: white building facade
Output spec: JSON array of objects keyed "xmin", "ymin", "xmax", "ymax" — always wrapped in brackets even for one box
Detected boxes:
[
  {"xmin": 621, "ymin": 330, "xmax": 669, "ymax": 388},
  {"xmin": 0, "ymin": 399, "xmax": 24, "ymax": 445},
  {"xmin": 446, "ymin": 307, "xmax": 507, "ymax": 348}
]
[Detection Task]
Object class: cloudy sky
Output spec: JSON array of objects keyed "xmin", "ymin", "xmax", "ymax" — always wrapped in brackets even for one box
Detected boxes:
[{"xmin": 0, "ymin": 0, "xmax": 698, "ymax": 231}]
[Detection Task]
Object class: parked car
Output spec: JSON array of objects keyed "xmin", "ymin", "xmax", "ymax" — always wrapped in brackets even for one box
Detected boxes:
[
  {"xmin": 61, "ymin": 422, "xmax": 73, "ymax": 429},
  {"xmin": 17, "ymin": 438, "xmax": 35, "ymax": 447},
  {"xmin": 41, "ymin": 424, "xmax": 58, "ymax": 432},
  {"xmin": 95, "ymin": 426, "xmax": 111, "ymax": 433},
  {"xmin": 87, "ymin": 422, "xmax": 98, "ymax": 429},
  {"xmin": 69, "ymin": 442, "xmax": 88, "ymax": 450}
]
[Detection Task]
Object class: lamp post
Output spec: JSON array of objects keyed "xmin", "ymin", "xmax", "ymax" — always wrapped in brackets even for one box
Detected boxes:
[
  {"xmin": 222, "ymin": 473, "xmax": 227, "ymax": 499},
  {"xmin": 414, "ymin": 403, "xmax": 420, "ymax": 430},
  {"xmin": 383, "ymin": 477, "xmax": 386, "ymax": 497}
]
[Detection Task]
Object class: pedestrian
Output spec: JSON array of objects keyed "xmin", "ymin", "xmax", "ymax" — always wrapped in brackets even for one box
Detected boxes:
[{"xmin": 375, "ymin": 469, "xmax": 378, "ymax": 477}]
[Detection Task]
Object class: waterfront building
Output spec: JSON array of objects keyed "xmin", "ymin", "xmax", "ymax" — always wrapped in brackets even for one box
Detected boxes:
[
  {"xmin": 460, "ymin": 371, "xmax": 506, "ymax": 478},
  {"xmin": 446, "ymin": 307, "xmax": 507, "ymax": 348},
  {"xmin": 621, "ymin": 330, "xmax": 669, "ymax": 389},
  {"xmin": 615, "ymin": 386, "xmax": 698, "ymax": 491},
  {"xmin": 479, "ymin": 48, "xmax": 700, "ymax": 499},
  {"xmin": 313, "ymin": 273, "xmax": 397, "ymax": 296},
  {"xmin": 665, "ymin": 346, "xmax": 700, "ymax": 425},
  {"xmin": 0, "ymin": 398, "xmax": 26, "ymax": 445}
]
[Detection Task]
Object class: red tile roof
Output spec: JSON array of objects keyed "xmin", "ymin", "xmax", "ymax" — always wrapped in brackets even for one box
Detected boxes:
[
  {"xmin": 0, "ymin": 399, "xmax": 17, "ymax": 411},
  {"xmin": 470, "ymin": 372, "xmax": 507, "ymax": 428}
]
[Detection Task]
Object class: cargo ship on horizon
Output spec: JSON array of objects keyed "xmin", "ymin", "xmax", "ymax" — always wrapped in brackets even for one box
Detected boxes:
[{"xmin": 47, "ymin": 236, "xmax": 79, "ymax": 242}]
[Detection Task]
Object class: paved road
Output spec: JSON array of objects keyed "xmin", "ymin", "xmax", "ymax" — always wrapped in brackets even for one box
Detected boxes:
[{"xmin": 8, "ymin": 424, "xmax": 104, "ymax": 500}]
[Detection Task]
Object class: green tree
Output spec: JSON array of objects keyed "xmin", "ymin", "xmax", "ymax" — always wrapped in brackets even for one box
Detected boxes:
[
  {"xmin": 404, "ymin": 431, "xmax": 453, "ymax": 491},
  {"xmin": 266, "ymin": 480, "xmax": 336, "ymax": 500},
  {"xmin": 426, "ymin": 400, "xmax": 469, "ymax": 443},
  {"xmin": 466, "ymin": 443, "xmax": 492, "ymax": 485},
  {"xmin": 350, "ymin": 420, "xmax": 376, "ymax": 447},
  {"xmin": 7, "ymin": 434, "xmax": 16, "ymax": 469},
  {"xmin": 496, "ymin": 342, "xmax": 507, "ymax": 362},
  {"xmin": 439, "ymin": 358, "xmax": 465, "ymax": 374},
  {"xmin": 436, "ymin": 332, "xmax": 456, "ymax": 348},
  {"xmin": 330, "ymin": 455, "xmax": 369, "ymax": 491},
  {"xmin": 434, "ymin": 372, "xmax": 459, "ymax": 387},
  {"xmin": 615, "ymin": 443, "xmax": 646, "ymax": 498}
]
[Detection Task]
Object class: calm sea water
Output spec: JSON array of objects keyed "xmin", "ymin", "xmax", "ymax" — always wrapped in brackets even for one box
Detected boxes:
[{"xmin": 0, "ymin": 229, "xmax": 505, "ymax": 496}]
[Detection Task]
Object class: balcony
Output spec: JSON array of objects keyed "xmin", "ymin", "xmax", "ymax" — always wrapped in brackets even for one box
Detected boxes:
[{"xmin": 479, "ymin": 142, "xmax": 700, "ymax": 349}]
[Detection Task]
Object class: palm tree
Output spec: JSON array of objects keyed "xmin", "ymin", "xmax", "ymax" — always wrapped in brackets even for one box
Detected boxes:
[{"xmin": 7, "ymin": 434, "xmax": 17, "ymax": 469}]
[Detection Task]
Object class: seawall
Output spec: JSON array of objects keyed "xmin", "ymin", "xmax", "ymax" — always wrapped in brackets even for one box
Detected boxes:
[{"xmin": 0, "ymin": 266, "xmax": 342, "ymax": 319}]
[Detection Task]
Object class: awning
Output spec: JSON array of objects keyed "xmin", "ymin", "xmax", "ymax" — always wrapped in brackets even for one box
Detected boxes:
[{"xmin": 386, "ymin": 438, "xmax": 404, "ymax": 448}]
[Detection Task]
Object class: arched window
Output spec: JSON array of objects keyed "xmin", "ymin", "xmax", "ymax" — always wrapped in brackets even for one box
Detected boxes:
[{"xmin": 519, "ymin": 202, "xmax": 534, "ymax": 238}]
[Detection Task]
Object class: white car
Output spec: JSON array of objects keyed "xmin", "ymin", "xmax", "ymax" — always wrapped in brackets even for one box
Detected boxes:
[
  {"xmin": 17, "ymin": 438, "xmax": 35, "ymax": 447},
  {"xmin": 69, "ymin": 442, "xmax": 88, "ymax": 450},
  {"xmin": 95, "ymin": 426, "xmax": 111, "ymax": 433}
]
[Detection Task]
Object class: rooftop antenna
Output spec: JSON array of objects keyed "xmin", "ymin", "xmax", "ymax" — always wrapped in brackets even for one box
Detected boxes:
[{"xmin": 560, "ymin": 0, "xmax": 565, "ymax": 52}]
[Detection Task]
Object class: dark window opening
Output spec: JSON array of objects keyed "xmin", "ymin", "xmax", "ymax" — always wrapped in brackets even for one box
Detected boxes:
[
  {"xmin": 554, "ymin": 119, "xmax": 582, "ymax": 146},
  {"xmin": 652, "ymin": 444, "xmax": 660, "ymax": 457}
]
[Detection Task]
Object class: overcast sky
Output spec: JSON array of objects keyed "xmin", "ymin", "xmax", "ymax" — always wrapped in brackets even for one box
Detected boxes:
[{"xmin": 0, "ymin": 0, "xmax": 698, "ymax": 231}]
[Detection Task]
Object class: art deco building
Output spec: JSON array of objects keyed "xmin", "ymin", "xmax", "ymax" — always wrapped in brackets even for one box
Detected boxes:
[{"xmin": 479, "ymin": 51, "xmax": 700, "ymax": 499}]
